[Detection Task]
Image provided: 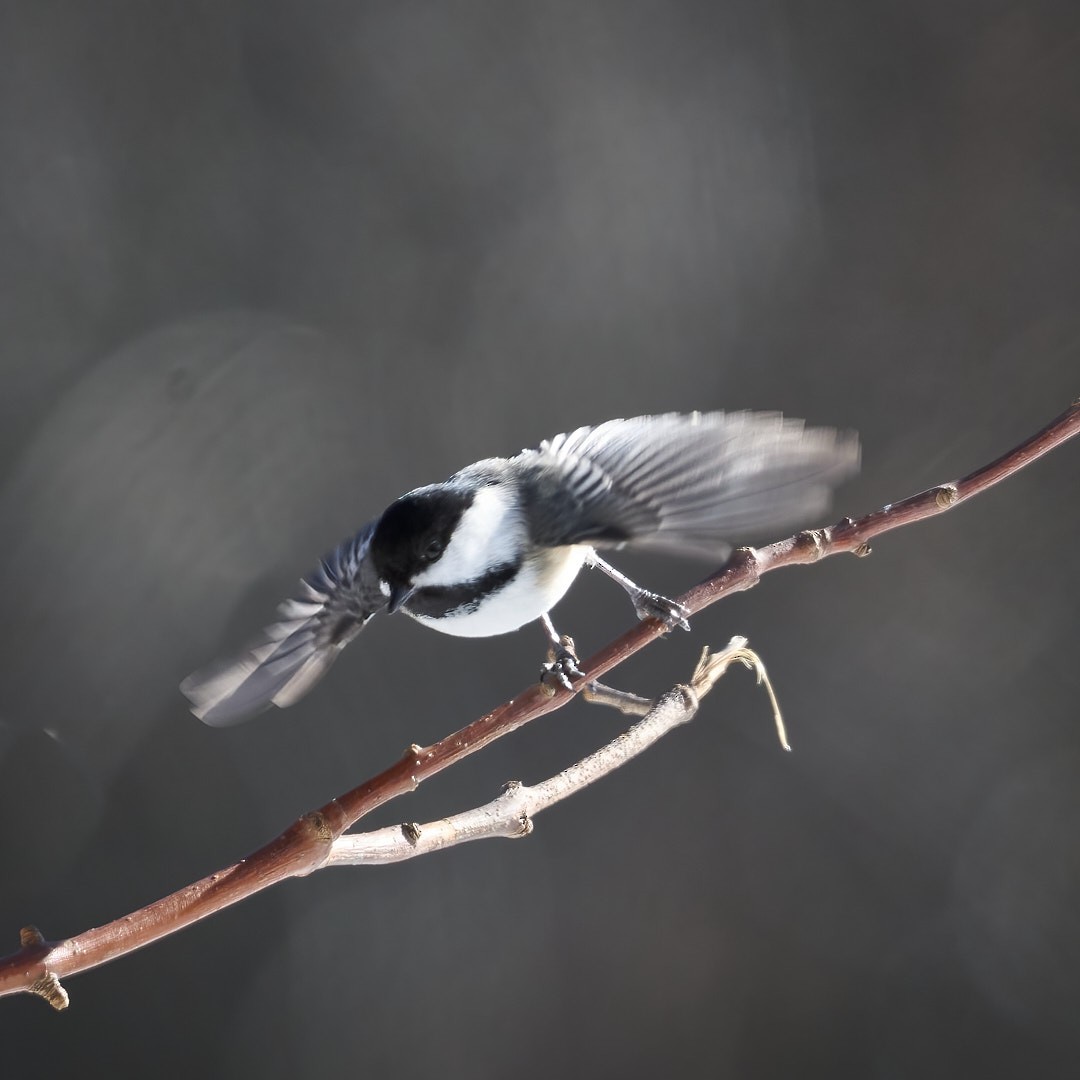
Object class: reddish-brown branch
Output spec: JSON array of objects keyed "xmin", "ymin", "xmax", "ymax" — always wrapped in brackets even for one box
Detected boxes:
[{"xmin": 2, "ymin": 401, "xmax": 1077, "ymax": 1009}]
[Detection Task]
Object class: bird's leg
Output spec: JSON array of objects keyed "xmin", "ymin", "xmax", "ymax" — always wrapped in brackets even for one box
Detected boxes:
[
  {"xmin": 539, "ymin": 612, "xmax": 585, "ymax": 691},
  {"xmin": 538, "ymin": 613, "xmax": 658, "ymax": 709},
  {"xmin": 585, "ymin": 552, "xmax": 691, "ymax": 631}
]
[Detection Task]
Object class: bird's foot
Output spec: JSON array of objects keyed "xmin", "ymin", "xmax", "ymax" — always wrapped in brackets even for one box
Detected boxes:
[
  {"xmin": 541, "ymin": 636, "xmax": 585, "ymax": 693},
  {"xmin": 632, "ymin": 590, "xmax": 691, "ymax": 632}
]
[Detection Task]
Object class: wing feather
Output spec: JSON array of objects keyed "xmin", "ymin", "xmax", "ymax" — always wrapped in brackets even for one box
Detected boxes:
[
  {"xmin": 180, "ymin": 522, "xmax": 386, "ymax": 725},
  {"xmin": 521, "ymin": 411, "xmax": 859, "ymax": 559}
]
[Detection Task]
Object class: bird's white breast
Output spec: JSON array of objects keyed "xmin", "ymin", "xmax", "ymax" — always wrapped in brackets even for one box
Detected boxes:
[{"xmin": 410, "ymin": 544, "xmax": 591, "ymax": 638}]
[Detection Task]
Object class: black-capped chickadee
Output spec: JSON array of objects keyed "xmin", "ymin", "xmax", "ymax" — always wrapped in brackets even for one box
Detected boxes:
[{"xmin": 181, "ymin": 411, "xmax": 859, "ymax": 725}]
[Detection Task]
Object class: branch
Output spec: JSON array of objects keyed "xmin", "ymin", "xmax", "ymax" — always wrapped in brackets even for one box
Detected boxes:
[
  {"xmin": 1, "ymin": 401, "xmax": 1077, "ymax": 1008},
  {"xmin": 326, "ymin": 639, "xmax": 778, "ymax": 866}
]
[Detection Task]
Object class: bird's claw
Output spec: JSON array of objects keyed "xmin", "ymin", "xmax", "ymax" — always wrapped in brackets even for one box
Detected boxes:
[
  {"xmin": 541, "ymin": 640, "xmax": 585, "ymax": 692},
  {"xmin": 633, "ymin": 590, "xmax": 691, "ymax": 632}
]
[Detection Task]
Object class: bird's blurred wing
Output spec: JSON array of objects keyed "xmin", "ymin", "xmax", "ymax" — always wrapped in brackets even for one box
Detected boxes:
[
  {"xmin": 521, "ymin": 411, "xmax": 860, "ymax": 559},
  {"xmin": 180, "ymin": 521, "xmax": 387, "ymax": 726}
]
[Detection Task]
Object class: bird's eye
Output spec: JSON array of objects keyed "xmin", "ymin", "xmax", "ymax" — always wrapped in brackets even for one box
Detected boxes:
[{"xmin": 425, "ymin": 538, "xmax": 445, "ymax": 560}]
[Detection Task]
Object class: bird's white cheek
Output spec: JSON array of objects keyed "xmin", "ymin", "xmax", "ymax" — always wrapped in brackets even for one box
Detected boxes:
[{"xmin": 414, "ymin": 486, "xmax": 522, "ymax": 588}]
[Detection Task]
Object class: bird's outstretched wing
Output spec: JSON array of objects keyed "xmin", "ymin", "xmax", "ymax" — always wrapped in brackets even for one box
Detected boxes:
[
  {"xmin": 180, "ymin": 522, "xmax": 387, "ymax": 725},
  {"xmin": 520, "ymin": 411, "xmax": 860, "ymax": 559}
]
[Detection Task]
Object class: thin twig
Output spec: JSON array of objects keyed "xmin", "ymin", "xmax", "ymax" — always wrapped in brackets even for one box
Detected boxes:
[
  {"xmin": 326, "ymin": 638, "xmax": 777, "ymax": 866},
  {"xmin": 1, "ymin": 401, "xmax": 1076, "ymax": 1008}
]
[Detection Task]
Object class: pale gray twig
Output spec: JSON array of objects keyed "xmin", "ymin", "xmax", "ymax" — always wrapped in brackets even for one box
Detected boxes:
[{"xmin": 327, "ymin": 637, "xmax": 783, "ymax": 867}]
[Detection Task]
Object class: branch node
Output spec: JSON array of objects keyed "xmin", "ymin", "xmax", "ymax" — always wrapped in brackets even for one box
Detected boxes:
[
  {"xmin": 673, "ymin": 682, "xmax": 700, "ymax": 715},
  {"xmin": 794, "ymin": 529, "xmax": 826, "ymax": 560},
  {"xmin": 29, "ymin": 971, "xmax": 68, "ymax": 1012},
  {"xmin": 19, "ymin": 926, "xmax": 46, "ymax": 948},
  {"xmin": 726, "ymin": 545, "xmax": 761, "ymax": 581},
  {"xmin": 300, "ymin": 810, "xmax": 335, "ymax": 844},
  {"xmin": 400, "ymin": 822, "xmax": 422, "ymax": 845},
  {"xmin": 854, "ymin": 542, "xmax": 872, "ymax": 558},
  {"xmin": 500, "ymin": 783, "xmax": 532, "ymax": 836},
  {"xmin": 935, "ymin": 483, "xmax": 960, "ymax": 508}
]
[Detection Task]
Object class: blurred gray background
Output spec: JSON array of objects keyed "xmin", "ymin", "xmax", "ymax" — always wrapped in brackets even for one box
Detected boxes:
[{"xmin": 1, "ymin": 2, "xmax": 1078, "ymax": 1076}]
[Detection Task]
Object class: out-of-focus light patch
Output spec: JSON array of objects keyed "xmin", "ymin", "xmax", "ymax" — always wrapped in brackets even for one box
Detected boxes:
[
  {"xmin": 952, "ymin": 751, "xmax": 1080, "ymax": 1038},
  {"xmin": 0, "ymin": 310, "xmax": 383, "ymax": 779},
  {"xmin": 0, "ymin": 725, "xmax": 106, "ymax": 888}
]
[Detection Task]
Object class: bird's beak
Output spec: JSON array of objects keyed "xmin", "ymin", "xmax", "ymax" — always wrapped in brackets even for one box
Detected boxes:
[{"xmin": 387, "ymin": 582, "xmax": 415, "ymax": 614}]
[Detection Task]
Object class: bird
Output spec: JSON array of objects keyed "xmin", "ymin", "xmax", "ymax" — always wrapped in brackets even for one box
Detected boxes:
[{"xmin": 181, "ymin": 411, "xmax": 859, "ymax": 726}]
